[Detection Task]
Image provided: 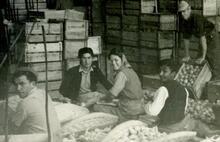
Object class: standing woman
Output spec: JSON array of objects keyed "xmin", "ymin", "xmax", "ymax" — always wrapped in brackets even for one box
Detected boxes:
[{"xmin": 94, "ymin": 48, "xmax": 145, "ymax": 122}]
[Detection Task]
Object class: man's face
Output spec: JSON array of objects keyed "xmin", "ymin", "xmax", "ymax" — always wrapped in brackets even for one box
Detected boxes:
[
  {"xmin": 181, "ymin": 6, "xmax": 191, "ymax": 20},
  {"xmin": 14, "ymin": 75, "xmax": 35, "ymax": 98},
  {"xmin": 80, "ymin": 53, "xmax": 93, "ymax": 69},
  {"xmin": 160, "ymin": 66, "xmax": 174, "ymax": 82}
]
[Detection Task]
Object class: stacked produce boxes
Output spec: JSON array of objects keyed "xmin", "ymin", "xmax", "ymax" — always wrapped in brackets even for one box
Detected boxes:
[{"xmin": 25, "ymin": 22, "xmax": 63, "ymax": 98}]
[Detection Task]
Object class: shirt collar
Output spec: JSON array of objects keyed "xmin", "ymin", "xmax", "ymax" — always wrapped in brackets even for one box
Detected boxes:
[{"xmin": 79, "ymin": 66, "xmax": 94, "ymax": 73}]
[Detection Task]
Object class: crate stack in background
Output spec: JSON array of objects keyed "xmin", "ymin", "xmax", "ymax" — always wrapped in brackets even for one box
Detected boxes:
[
  {"xmin": 9, "ymin": 0, "xmax": 47, "ymax": 21},
  {"xmin": 25, "ymin": 22, "xmax": 63, "ymax": 98}
]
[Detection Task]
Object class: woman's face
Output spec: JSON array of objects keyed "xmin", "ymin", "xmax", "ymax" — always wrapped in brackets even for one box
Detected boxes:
[{"xmin": 110, "ymin": 55, "xmax": 123, "ymax": 71}]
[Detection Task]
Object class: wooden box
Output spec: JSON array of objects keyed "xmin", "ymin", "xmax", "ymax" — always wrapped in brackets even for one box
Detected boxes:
[
  {"xmin": 64, "ymin": 36, "xmax": 102, "ymax": 59},
  {"xmin": 27, "ymin": 34, "xmax": 63, "ymax": 43},
  {"xmin": 27, "ymin": 61, "xmax": 62, "ymax": 72},
  {"xmin": 25, "ymin": 42, "xmax": 62, "ymax": 53},
  {"xmin": 64, "ymin": 40, "xmax": 86, "ymax": 59},
  {"xmin": 37, "ymin": 70, "xmax": 62, "ymax": 81},
  {"xmin": 25, "ymin": 52, "xmax": 62, "ymax": 62},
  {"xmin": 44, "ymin": 10, "xmax": 65, "ymax": 19},
  {"xmin": 160, "ymin": 15, "xmax": 176, "ymax": 30},
  {"xmin": 207, "ymin": 80, "xmax": 220, "ymax": 102},
  {"xmin": 26, "ymin": 22, "xmax": 63, "ymax": 35},
  {"xmin": 175, "ymin": 62, "xmax": 212, "ymax": 99},
  {"xmin": 142, "ymin": 74, "xmax": 162, "ymax": 90},
  {"xmin": 159, "ymin": 49, "xmax": 172, "ymax": 60},
  {"xmin": 65, "ymin": 20, "xmax": 88, "ymax": 40},
  {"xmin": 37, "ymin": 80, "xmax": 62, "ymax": 91},
  {"xmin": 203, "ymin": 0, "xmax": 217, "ymax": 16},
  {"xmin": 141, "ymin": 0, "xmax": 155, "ymax": 13},
  {"xmin": 65, "ymin": 9, "xmax": 84, "ymax": 20}
]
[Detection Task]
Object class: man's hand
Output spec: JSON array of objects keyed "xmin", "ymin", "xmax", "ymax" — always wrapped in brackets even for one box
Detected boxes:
[
  {"xmin": 181, "ymin": 56, "xmax": 191, "ymax": 62},
  {"xmin": 195, "ymin": 57, "xmax": 205, "ymax": 64}
]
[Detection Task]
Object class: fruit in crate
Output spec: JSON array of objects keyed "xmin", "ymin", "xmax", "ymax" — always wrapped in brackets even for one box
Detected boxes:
[
  {"xmin": 176, "ymin": 64, "xmax": 202, "ymax": 87},
  {"xmin": 186, "ymin": 99, "xmax": 215, "ymax": 123}
]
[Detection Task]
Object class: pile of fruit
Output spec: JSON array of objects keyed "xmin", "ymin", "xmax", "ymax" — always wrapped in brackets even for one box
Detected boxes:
[
  {"xmin": 110, "ymin": 126, "xmax": 166, "ymax": 142},
  {"xmin": 186, "ymin": 99, "xmax": 215, "ymax": 123},
  {"xmin": 77, "ymin": 127, "xmax": 112, "ymax": 142},
  {"xmin": 176, "ymin": 64, "xmax": 202, "ymax": 87}
]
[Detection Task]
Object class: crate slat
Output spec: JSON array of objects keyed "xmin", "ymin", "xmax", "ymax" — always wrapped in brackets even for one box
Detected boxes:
[
  {"xmin": 25, "ymin": 42, "xmax": 62, "ymax": 53},
  {"xmin": 25, "ymin": 52, "xmax": 62, "ymax": 62}
]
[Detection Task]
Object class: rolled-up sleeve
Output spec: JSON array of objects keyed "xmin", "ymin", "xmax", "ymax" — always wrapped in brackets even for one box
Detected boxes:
[
  {"xmin": 145, "ymin": 86, "xmax": 169, "ymax": 116},
  {"xmin": 109, "ymin": 72, "xmax": 127, "ymax": 97}
]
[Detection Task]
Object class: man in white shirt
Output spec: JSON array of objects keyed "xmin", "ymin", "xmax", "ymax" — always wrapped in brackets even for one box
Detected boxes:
[{"xmin": 10, "ymin": 68, "xmax": 62, "ymax": 141}]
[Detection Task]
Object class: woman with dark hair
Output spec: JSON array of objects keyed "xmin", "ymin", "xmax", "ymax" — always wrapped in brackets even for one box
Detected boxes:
[{"xmin": 94, "ymin": 48, "xmax": 145, "ymax": 122}]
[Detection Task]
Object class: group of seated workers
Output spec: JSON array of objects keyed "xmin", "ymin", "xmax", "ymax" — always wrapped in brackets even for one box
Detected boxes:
[{"xmin": 7, "ymin": 47, "xmax": 220, "ymax": 138}]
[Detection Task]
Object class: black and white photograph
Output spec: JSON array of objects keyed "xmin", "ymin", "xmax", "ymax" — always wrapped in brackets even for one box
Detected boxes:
[{"xmin": 0, "ymin": 0, "xmax": 220, "ymax": 141}]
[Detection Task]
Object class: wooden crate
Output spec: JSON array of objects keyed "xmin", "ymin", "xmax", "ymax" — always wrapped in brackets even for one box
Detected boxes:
[
  {"xmin": 27, "ymin": 61, "xmax": 62, "ymax": 72},
  {"xmin": 26, "ymin": 22, "xmax": 63, "ymax": 35},
  {"xmin": 44, "ymin": 10, "xmax": 65, "ymax": 19},
  {"xmin": 65, "ymin": 9, "xmax": 84, "ymax": 20},
  {"xmin": 160, "ymin": 15, "xmax": 176, "ymax": 30},
  {"xmin": 203, "ymin": 0, "xmax": 217, "ymax": 16},
  {"xmin": 159, "ymin": 49, "xmax": 173, "ymax": 60},
  {"xmin": 141, "ymin": 0, "xmax": 155, "ymax": 13},
  {"xmin": 65, "ymin": 20, "xmax": 88, "ymax": 40},
  {"xmin": 37, "ymin": 80, "xmax": 62, "ymax": 91},
  {"xmin": 64, "ymin": 40, "xmax": 86, "ymax": 59},
  {"xmin": 25, "ymin": 42, "xmax": 62, "ymax": 53},
  {"xmin": 174, "ymin": 62, "xmax": 212, "ymax": 99},
  {"xmin": 158, "ymin": 31, "xmax": 175, "ymax": 49},
  {"xmin": 207, "ymin": 80, "xmax": 220, "ymax": 102},
  {"xmin": 142, "ymin": 74, "xmax": 162, "ymax": 90},
  {"xmin": 25, "ymin": 52, "xmax": 62, "ymax": 62},
  {"xmin": 37, "ymin": 70, "xmax": 62, "ymax": 81},
  {"xmin": 27, "ymin": 34, "xmax": 63, "ymax": 43}
]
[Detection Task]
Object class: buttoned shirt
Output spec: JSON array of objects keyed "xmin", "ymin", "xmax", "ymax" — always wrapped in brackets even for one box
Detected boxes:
[{"xmin": 79, "ymin": 66, "xmax": 93, "ymax": 95}]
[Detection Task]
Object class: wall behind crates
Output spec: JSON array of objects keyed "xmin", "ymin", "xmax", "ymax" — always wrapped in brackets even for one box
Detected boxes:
[{"xmin": 92, "ymin": 0, "xmax": 176, "ymax": 78}]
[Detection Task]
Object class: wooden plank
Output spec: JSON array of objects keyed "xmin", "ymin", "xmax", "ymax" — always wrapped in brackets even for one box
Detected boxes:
[
  {"xmin": 64, "ymin": 36, "xmax": 101, "ymax": 59},
  {"xmin": 25, "ymin": 52, "xmax": 62, "ymax": 62},
  {"xmin": 10, "ymin": 0, "xmax": 46, "ymax": 3},
  {"xmin": 12, "ymin": 3, "xmax": 47, "ymax": 9},
  {"xmin": 125, "ymin": 1, "xmax": 140, "ymax": 10},
  {"xmin": 44, "ymin": 10, "xmax": 65, "ymax": 19},
  {"xmin": 122, "ymin": 16, "xmax": 138, "ymax": 25},
  {"xmin": 28, "ymin": 61, "xmax": 62, "ymax": 72},
  {"xmin": 37, "ymin": 80, "xmax": 62, "ymax": 91},
  {"xmin": 65, "ymin": 9, "xmax": 84, "ymax": 20},
  {"xmin": 65, "ymin": 20, "xmax": 88, "ymax": 40},
  {"xmin": 122, "ymin": 31, "xmax": 139, "ymax": 41},
  {"xmin": 26, "ymin": 22, "xmax": 63, "ymax": 35},
  {"xmin": 123, "ymin": 25, "xmax": 138, "ymax": 32},
  {"xmin": 159, "ymin": 49, "xmax": 173, "ymax": 60},
  {"xmin": 106, "ymin": 30, "xmax": 121, "ymax": 38},
  {"xmin": 106, "ymin": 16, "xmax": 121, "ymax": 24},
  {"xmin": 87, "ymin": 36, "xmax": 102, "ymax": 55},
  {"xmin": 140, "ymin": 32, "xmax": 157, "ymax": 41},
  {"xmin": 203, "ymin": 0, "xmax": 217, "ymax": 16},
  {"xmin": 38, "ymin": 70, "xmax": 62, "ymax": 81},
  {"xmin": 25, "ymin": 42, "xmax": 62, "ymax": 53},
  {"xmin": 27, "ymin": 34, "xmax": 63, "ymax": 43},
  {"xmin": 64, "ymin": 40, "xmax": 86, "ymax": 59}
]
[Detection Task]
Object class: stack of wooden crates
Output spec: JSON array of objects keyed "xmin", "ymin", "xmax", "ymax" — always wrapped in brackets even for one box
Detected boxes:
[
  {"xmin": 9, "ymin": 0, "xmax": 47, "ymax": 21},
  {"xmin": 25, "ymin": 22, "xmax": 63, "ymax": 98}
]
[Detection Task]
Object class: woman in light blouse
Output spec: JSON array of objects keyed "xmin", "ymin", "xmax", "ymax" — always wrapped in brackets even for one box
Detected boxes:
[{"xmin": 94, "ymin": 48, "xmax": 145, "ymax": 122}]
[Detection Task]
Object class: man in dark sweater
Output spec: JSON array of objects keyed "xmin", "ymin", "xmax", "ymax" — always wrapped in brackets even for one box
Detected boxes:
[
  {"xmin": 178, "ymin": 0, "xmax": 220, "ymax": 80},
  {"xmin": 144, "ymin": 60, "xmax": 220, "ymax": 137},
  {"xmin": 59, "ymin": 47, "xmax": 112, "ymax": 107}
]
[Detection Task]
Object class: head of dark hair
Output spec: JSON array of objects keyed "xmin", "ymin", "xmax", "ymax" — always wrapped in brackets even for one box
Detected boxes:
[
  {"xmin": 160, "ymin": 59, "xmax": 179, "ymax": 72},
  {"xmin": 12, "ymin": 70, "xmax": 37, "ymax": 83},
  {"xmin": 108, "ymin": 48, "xmax": 124, "ymax": 59},
  {"xmin": 78, "ymin": 47, "xmax": 94, "ymax": 58}
]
